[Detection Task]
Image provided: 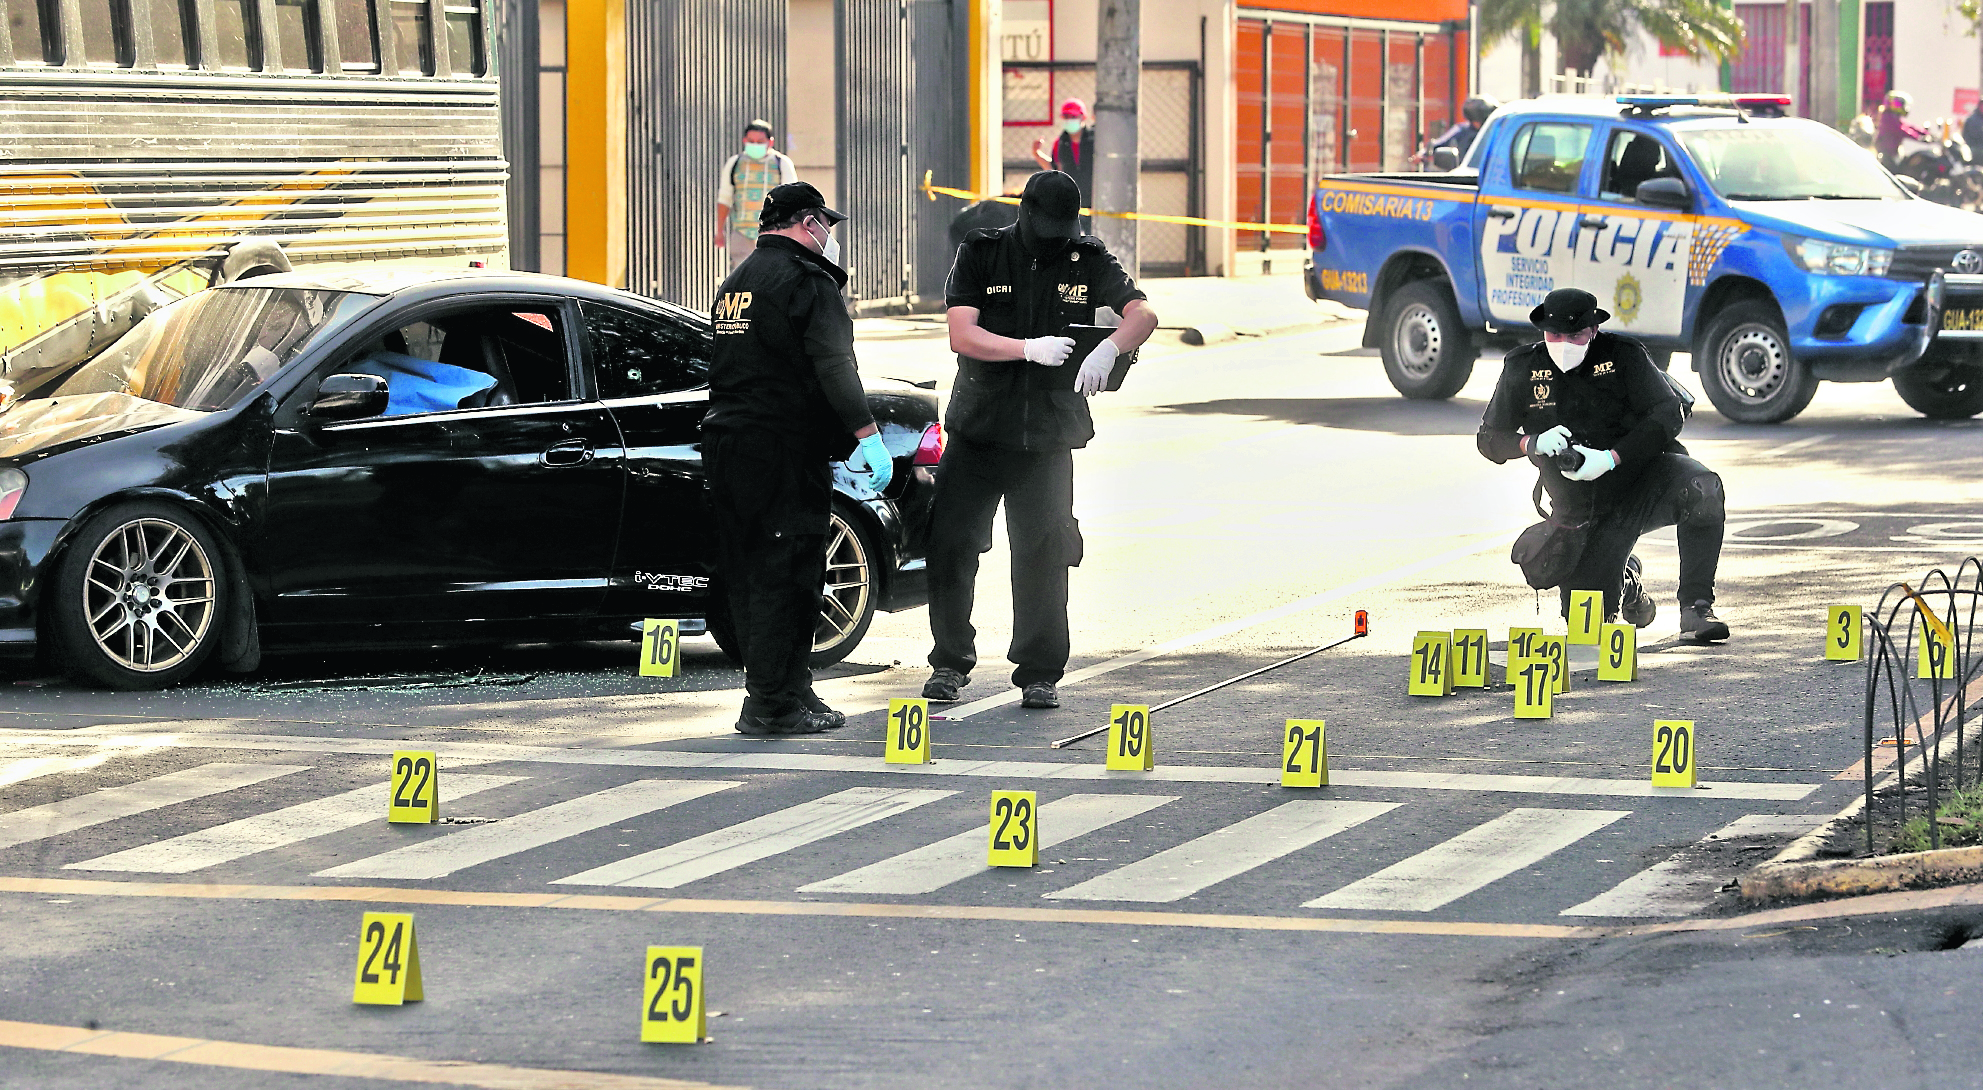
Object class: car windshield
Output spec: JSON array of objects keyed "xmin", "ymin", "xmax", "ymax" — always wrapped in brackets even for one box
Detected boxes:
[
  {"xmin": 1679, "ymin": 126, "xmax": 1905, "ymax": 200},
  {"xmin": 47, "ymin": 287, "xmax": 371, "ymax": 411}
]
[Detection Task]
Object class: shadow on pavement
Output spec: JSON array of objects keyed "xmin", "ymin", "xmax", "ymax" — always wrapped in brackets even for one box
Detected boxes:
[{"xmin": 1152, "ymin": 395, "xmax": 1489, "ymax": 435}]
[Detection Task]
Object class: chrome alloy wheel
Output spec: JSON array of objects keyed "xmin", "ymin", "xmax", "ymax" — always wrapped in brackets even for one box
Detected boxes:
[
  {"xmin": 82, "ymin": 517, "xmax": 216, "ymax": 673},
  {"xmin": 1392, "ymin": 302, "xmax": 1444, "ymax": 381},
  {"xmin": 814, "ymin": 510, "xmax": 871, "ymax": 654},
  {"xmin": 1717, "ymin": 326, "xmax": 1789, "ymax": 404}
]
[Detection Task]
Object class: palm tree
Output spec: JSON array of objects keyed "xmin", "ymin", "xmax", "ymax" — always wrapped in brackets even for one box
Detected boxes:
[
  {"xmin": 1478, "ymin": 0, "xmax": 1545, "ymax": 97},
  {"xmin": 1550, "ymin": 0, "xmax": 1746, "ymax": 78}
]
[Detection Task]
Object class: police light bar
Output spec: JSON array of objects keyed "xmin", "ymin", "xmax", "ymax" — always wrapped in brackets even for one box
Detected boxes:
[{"xmin": 1618, "ymin": 93, "xmax": 1792, "ymax": 116}]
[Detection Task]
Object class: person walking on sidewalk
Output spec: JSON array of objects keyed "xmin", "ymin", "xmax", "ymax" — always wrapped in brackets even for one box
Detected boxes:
[
  {"xmin": 921, "ymin": 170, "xmax": 1159, "ymax": 709},
  {"xmin": 715, "ymin": 119, "xmax": 799, "ymax": 272},
  {"xmin": 705, "ymin": 182, "xmax": 891, "ymax": 735},
  {"xmin": 1477, "ymin": 288, "xmax": 1730, "ymax": 642}
]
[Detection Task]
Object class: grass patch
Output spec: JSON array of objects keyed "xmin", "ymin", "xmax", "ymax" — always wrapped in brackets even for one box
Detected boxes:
[{"xmin": 1890, "ymin": 785, "xmax": 1983, "ymax": 853}]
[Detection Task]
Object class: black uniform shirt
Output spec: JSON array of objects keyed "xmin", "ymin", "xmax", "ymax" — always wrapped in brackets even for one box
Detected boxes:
[
  {"xmin": 943, "ymin": 225, "xmax": 1145, "ymax": 451},
  {"xmin": 705, "ymin": 234, "xmax": 874, "ymax": 459},
  {"xmin": 1477, "ymin": 331, "xmax": 1685, "ymax": 484}
]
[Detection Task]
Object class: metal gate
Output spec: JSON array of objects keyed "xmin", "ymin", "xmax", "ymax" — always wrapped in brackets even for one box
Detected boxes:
[
  {"xmin": 837, "ymin": 0, "xmax": 914, "ymax": 311},
  {"xmin": 626, "ymin": 0, "xmax": 788, "ymax": 307}
]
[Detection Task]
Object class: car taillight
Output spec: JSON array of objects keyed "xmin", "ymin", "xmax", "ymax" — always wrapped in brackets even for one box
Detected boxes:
[
  {"xmin": 1308, "ymin": 194, "xmax": 1325, "ymax": 250},
  {"xmin": 912, "ymin": 423, "xmax": 944, "ymax": 467},
  {"xmin": 0, "ymin": 468, "xmax": 24, "ymax": 520}
]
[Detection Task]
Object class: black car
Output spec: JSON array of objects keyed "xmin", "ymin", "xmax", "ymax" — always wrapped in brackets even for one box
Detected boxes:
[{"xmin": 0, "ymin": 268, "xmax": 941, "ymax": 689}]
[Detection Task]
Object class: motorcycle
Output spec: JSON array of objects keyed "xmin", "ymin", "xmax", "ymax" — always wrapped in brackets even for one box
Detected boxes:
[{"xmin": 1890, "ymin": 127, "xmax": 1983, "ymax": 210}]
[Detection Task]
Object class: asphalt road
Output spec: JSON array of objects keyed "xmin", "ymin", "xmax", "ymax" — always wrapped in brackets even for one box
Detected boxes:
[{"xmin": 5, "ymin": 319, "xmax": 1983, "ymax": 1090}]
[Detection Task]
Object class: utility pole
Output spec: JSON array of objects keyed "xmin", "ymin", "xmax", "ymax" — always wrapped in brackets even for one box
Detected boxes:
[
  {"xmin": 1782, "ymin": 0, "xmax": 1800, "ymax": 115},
  {"xmin": 1094, "ymin": 0, "xmax": 1139, "ymax": 277},
  {"xmin": 1811, "ymin": 0, "xmax": 1838, "ymax": 126}
]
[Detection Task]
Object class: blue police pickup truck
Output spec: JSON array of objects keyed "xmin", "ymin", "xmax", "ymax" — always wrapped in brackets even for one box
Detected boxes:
[{"xmin": 1303, "ymin": 94, "xmax": 1983, "ymax": 422}]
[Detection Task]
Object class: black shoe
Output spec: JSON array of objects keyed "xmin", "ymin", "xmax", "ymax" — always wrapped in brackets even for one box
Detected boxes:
[
  {"xmin": 1679, "ymin": 600, "xmax": 1729, "ymax": 642},
  {"xmin": 1020, "ymin": 682, "xmax": 1059, "ymax": 709},
  {"xmin": 735, "ymin": 708, "xmax": 843, "ymax": 736},
  {"xmin": 922, "ymin": 667, "xmax": 969, "ymax": 703},
  {"xmin": 801, "ymin": 697, "xmax": 846, "ymax": 729},
  {"xmin": 1621, "ymin": 555, "xmax": 1657, "ymax": 628}
]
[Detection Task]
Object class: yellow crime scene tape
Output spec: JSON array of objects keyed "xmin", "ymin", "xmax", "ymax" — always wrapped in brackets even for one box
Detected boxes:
[
  {"xmin": 1898, "ymin": 583, "xmax": 1957, "ymax": 646},
  {"xmin": 920, "ymin": 172, "xmax": 1309, "ymax": 235}
]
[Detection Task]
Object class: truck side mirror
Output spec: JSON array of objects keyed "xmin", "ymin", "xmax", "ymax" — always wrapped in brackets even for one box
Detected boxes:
[
  {"xmin": 1432, "ymin": 146, "xmax": 1461, "ymax": 171},
  {"xmin": 1634, "ymin": 177, "xmax": 1693, "ymax": 210},
  {"xmin": 308, "ymin": 373, "xmax": 389, "ymax": 420}
]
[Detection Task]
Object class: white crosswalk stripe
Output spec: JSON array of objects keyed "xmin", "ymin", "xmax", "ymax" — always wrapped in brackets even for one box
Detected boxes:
[
  {"xmin": 554, "ymin": 786, "xmax": 955, "ymax": 890},
  {"xmin": 1, "ymin": 755, "xmax": 121, "ymax": 791},
  {"xmin": 797, "ymin": 793, "xmax": 1177, "ymax": 896},
  {"xmin": 314, "ymin": 779, "xmax": 745, "ymax": 880},
  {"xmin": 64, "ymin": 774, "xmax": 523, "ymax": 874},
  {"xmin": 0, "ymin": 763, "xmax": 308, "ymax": 852},
  {"xmin": 1304, "ymin": 807, "xmax": 1630, "ymax": 912},
  {"xmin": 1046, "ymin": 800, "xmax": 1401, "ymax": 904},
  {"xmin": 1559, "ymin": 814, "xmax": 1828, "ymax": 917}
]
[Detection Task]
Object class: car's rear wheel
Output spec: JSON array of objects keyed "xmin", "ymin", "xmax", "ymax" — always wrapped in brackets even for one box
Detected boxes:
[
  {"xmin": 51, "ymin": 502, "xmax": 226, "ymax": 690},
  {"xmin": 704, "ymin": 504, "xmax": 881, "ymax": 671},
  {"xmin": 1697, "ymin": 300, "xmax": 1818, "ymax": 423},
  {"xmin": 1894, "ymin": 357, "xmax": 1983, "ymax": 419},
  {"xmin": 1380, "ymin": 280, "xmax": 1476, "ymax": 400}
]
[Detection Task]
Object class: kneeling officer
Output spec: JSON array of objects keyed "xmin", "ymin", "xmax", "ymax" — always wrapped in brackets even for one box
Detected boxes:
[
  {"xmin": 1478, "ymin": 288, "xmax": 1730, "ymax": 641},
  {"xmin": 705, "ymin": 181, "xmax": 892, "ymax": 735}
]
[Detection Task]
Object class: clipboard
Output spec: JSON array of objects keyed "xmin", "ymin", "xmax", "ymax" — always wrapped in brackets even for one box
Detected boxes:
[{"xmin": 1040, "ymin": 324, "xmax": 1137, "ymax": 392}]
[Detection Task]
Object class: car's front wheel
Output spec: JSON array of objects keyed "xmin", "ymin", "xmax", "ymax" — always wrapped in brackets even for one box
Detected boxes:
[
  {"xmin": 704, "ymin": 503, "xmax": 882, "ymax": 671},
  {"xmin": 1894, "ymin": 356, "xmax": 1983, "ymax": 419},
  {"xmin": 50, "ymin": 502, "xmax": 226, "ymax": 689},
  {"xmin": 1697, "ymin": 300, "xmax": 1818, "ymax": 423}
]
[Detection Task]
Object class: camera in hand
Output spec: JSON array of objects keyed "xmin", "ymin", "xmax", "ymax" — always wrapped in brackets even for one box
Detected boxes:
[{"xmin": 1552, "ymin": 446, "xmax": 1585, "ymax": 474}]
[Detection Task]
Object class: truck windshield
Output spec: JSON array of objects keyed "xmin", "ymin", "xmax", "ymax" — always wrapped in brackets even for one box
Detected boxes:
[
  {"xmin": 46, "ymin": 287, "xmax": 369, "ymax": 412},
  {"xmin": 1678, "ymin": 126, "xmax": 1905, "ymax": 201}
]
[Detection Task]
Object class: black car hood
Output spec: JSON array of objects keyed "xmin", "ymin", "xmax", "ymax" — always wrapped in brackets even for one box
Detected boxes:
[{"xmin": 0, "ymin": 393, "xmax": 204, "ymax": 462}]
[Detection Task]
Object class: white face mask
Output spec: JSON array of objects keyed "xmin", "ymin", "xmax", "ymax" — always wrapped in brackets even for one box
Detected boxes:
[
  {"xmin": 806, "ymin": 217, "xmax": 841, "ymax": 266},
  {"xmin": 1545, "ymin": 339, "xmax": 1589, "ymax": 370}
]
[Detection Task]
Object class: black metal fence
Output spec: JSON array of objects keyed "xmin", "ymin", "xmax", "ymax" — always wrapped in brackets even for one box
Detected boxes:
[{"xmin": 1860, "ymin": 560, "xmax": 1983, "ymax": 853}]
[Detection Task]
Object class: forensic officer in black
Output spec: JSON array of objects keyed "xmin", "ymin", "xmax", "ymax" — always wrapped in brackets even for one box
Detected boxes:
[
  {"xmin": 921, "ymin": 170, "xmax": 1159, "ymax": 709},
  {"xmin": 705, "ymin": 181, "xmax": 893, "ymax": 735},
  {"xmin": 1478, "ymin": 287, "xmax": 1731, "ymax": 641}
]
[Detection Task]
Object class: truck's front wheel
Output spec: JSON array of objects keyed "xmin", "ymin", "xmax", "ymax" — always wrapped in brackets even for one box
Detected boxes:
[
  {"xmin": 1893, "ymin": 356, "xmax": 1983, "ymax": 419},
  {"xmin": 1380, "ymin": 280, "xmax": 1475, "ymax": 400},
  {"xmin": 1697, "ymin": 300, "xmax": 1817, "ymax": 423}
]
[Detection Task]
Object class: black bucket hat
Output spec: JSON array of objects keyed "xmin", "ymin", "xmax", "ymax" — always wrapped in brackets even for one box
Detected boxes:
[
  {"xmin": 1018, "ymin": 170, "xmax": 1083, "ymax": 240},
  {"xmin": 1529, "ymin": 288, "xmax": 1610, "ymax": 333}
]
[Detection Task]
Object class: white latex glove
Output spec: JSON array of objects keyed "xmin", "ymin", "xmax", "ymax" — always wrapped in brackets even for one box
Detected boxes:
[
  {"xmin": 1075, "ymin": 340, "xmax": 1118, "ymax": 397},
  {"xmin": 1023, "ymin": 335, "xmax": 1076, "ymax": 366},
  {"xmin": 1529, "ymin": 424, "xmax": 1573, "ymax": 457},
  {"xmin": 1563, "ymin": 445, "xmax": 1617, "ymax": 482}
]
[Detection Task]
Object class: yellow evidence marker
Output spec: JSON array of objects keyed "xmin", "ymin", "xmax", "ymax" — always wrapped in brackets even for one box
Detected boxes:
[
  {"xmin": 388, "ymin": 751, "xmax": 439, "ymax": 824},
  {"xmin": 639, "ymin": 618, "xmax": 680, "ymax": 678},
  {"xmin": 1536, "ymin": 635, "xmax": 1570, "ymax": 694},
  {"xmin": 1917, "ymin": 622, "xmax": 1957, "ymax": 680},
  {"xmin": 1651, "ymin": 720, "xmax": 1697, "ymax": 788},
  {"xmin": 987, "ymin": 790, "xmax": 1039, "ymax": 867},
  {"xmin": 1597, "ymin": 623, "xmax": 1638, "ymax": 682},
  {"xmin": 1824, "ymin": 604, "xmax": 1862, "ymax": 662},
  {"xmin": 1408, "ymin": 631, "xmax": 1455, "ymax": 696},
  {"xmin": 1511, "ymin": 651, "xmax": 1553, "ymax": 719},
  {"xmin": 641, "ymin": 946, "xmax": 706, "ymax": 1044},
  {"xmin": 1508, "ymin": 627, "xmax": 1542, "ymax": 663},
  {"xmin": 1105, "ymin": 704, "xmax": 1155, "ymax": 771},
  {"xmin": 1281, "ymin": 719, "xmax": 1327, "ymax": 788},
  {"xmin": 351, "ymin": 911, "xmax": 424, "ymax": 1006},
  {"xmin": 1452, "ymin": 629, "xmax": 1488, "ymax": 689},
  {"xmin": 885, "ymin": 698, "xmax": 931, "ymax": 764},
  {"xmin": 1567, "ymin": 590, "xmax": 1602, "ymax": 645}
]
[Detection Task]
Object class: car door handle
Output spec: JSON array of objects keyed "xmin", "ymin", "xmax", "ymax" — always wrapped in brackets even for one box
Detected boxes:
[
  {"xmin": 1487, "ymin": 207, "xmax": 1517, "ymax": 219},
  {"xmin": 1580, "ymin": 215, "xmax": 1608, "ymax": 228},
  {"xmin": 541, "ymin": 439, "xmax": 593, "ymax": 467}
]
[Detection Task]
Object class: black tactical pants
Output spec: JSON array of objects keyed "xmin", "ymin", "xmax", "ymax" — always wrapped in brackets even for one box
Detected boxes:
[
  {"xmin": 927, "ymin": 438, "xmax": 1082, "ymax": 688},
  {"xmin": 1535, "ymin": 452, "xmax": 1725, "ymax": 619},
  {"xmin": 703, "ymin": 427, "xmax": 830, "ymax": 720}
]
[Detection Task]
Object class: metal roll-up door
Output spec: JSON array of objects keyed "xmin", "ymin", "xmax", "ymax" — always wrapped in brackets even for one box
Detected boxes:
[
  {"xmin": 627, "ymin": 0, "xmax": 787, "ymax": 308},
  {"xmin": 494, "ymin": 0, "xmax": 539, "ymax": 271},
  {"xmin": 836, "ymin": 0, "xmax": 913, "ymax": 312}
]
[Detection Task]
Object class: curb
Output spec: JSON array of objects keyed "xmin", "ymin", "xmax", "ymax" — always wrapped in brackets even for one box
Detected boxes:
[
  {"xmin": 1741, "ymin": 846, "xmax": 1983, "ymax": 902},
  {"xmin": 1179, "ymin": 312, "xmax": 1360, "ymax": 346}
]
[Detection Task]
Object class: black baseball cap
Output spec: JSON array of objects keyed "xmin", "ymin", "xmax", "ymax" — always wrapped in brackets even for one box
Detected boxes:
[
  {"xmin": 760, "ymin": 181, "xmax": 845, "ymax": 228},
  {"xmin": 1529, "ymin": 287, "xmax": 1610, "ymax": 333},
  {"xmin": 1019, "ymin": 170, "xmax": 1083, "ymax": 239}
]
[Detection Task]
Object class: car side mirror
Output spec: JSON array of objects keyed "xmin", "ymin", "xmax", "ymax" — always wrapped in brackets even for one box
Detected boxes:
[
  {"xmin": 1432, "ymin": 146, "xmax": 1460, "ymax": 171},
  {"xmin": 307, "ymin": 373, "xmax": 388, "ymax": 420},
  {"xmin": 1634, "ymin": 177, "xmax": 1693, "ymax": 210}
]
